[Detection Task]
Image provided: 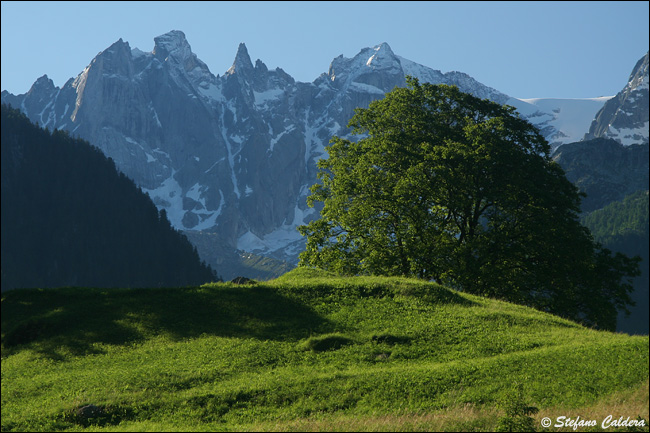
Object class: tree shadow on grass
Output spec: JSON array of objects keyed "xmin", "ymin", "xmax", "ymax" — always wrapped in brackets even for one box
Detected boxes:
[
  {"xmin": 1, "ymin": 284, "xmax": 332, "ymax": 360},
  {"xmin": 391, "ymin": 280, "xmax": 476, "ymax": 307}
]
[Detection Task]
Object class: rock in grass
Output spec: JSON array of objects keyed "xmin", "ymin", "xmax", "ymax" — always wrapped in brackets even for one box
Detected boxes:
[{"xmin": 75, "ymin": 404, "xmax": 103, "ymax": 419}]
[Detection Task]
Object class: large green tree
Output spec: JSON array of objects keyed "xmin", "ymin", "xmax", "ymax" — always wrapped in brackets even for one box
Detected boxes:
[{"xmin": 298, "ymin": 77, "xmax": 639, "ymax": 330}]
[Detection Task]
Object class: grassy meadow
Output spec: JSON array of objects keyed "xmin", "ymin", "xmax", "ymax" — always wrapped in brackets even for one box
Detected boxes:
[{"xmin": 1, "ymin": 268, "xmax": 648, "ymax": 431}]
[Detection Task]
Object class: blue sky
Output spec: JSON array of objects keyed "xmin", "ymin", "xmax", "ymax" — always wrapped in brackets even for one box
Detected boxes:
[{"xmin": 1, "ymin": 1, "xmax": 648, "ymax": 99}]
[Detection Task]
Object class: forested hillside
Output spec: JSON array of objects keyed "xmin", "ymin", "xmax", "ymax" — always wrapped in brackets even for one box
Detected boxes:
[
  {"xmin": 1, "ymin": 104, "xmax": 218, "ymax": 290},
  {"xmin": 582, "ymin": 190, "xmax": 649, "ymax": 334},
  {"xmin": 551, "ymin": 138, "xmax": 649, "ymax": 213}
]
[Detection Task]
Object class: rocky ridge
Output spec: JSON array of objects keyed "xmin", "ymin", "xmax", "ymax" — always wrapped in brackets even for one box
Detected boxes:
[{"xmin": 584, "ymin": 51, "xmax": 649, "ymax": 146}]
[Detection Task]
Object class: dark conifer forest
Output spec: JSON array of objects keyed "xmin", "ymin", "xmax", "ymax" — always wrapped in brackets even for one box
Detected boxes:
[
  {"xmin": 1, "ymin": 104, "xmax": 218, "ymax": 290},
  {"xmin": 582, "ymin": 190, "xmax": 650, "ymax": 334}
]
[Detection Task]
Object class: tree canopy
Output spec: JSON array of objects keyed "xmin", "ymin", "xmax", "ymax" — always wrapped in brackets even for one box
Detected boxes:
[{"xmin": 298, "ymin": 77, "xmax": 639, "ymax": 330}]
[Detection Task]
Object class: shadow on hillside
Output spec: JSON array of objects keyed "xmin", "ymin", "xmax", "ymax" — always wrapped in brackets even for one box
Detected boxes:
[
  {"xmin": 1, "ymin": 285, "xmax": 332, "ymax": 360},
  {"xmin": 395, "ymin": 282, "xmax": 476, "ymax": 307}
]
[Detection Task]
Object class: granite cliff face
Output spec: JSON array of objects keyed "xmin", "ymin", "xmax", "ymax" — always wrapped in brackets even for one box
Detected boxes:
[
  {"xmin": 584, "ymin": 51, "xmax": 649, "ymax": 146},
  {"xmin": 1, "ymin": 31, "xmax": 642, "ymax": 277}
]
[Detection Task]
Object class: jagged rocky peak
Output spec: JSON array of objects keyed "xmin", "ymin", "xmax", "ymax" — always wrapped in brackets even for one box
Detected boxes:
[
  {"xmin": 151, "ymin": 30, "xmax": 216, "ymax": 88},
  {"xmin": 223, "ymin": 43, "xmax": 295, "ymax": 99},
  {"xmin": 227, "ymin": 42, "xmax": 254, "ymax": 75},
  {"xmin": 28, "ymin": 74, "xmax": 57, "ymax": 94},
  {"xmin": 328, "ymin": 42, "xmax": 405, "ymax": 91},
  {"xmin": 93, "ymin": 38, "xmax": 135, "ymax": 77},
  {"xmin": 365, "ymin": 42, "xmax": 400, "ymax": 69},
  {"xmin": 584, "ymin": 51, "xmax": 649, "ymax": 146},
  {"xmin": 153, "ymin": 30, "xmax": 193, "ymax": 61},
  {"xmin": 253, "ymin": 59, "xmax": 295, "ymax": 90},
  {"xmin": 16, "ymin": 74, "xmax": 60, "ymax": 121},
  {"xmin": 105, "ymin": 37, "xmax": 130, "ymax": 52},
  {"xmin": 254, "ymin": 58, "xmax": 268, "ymax": 74}
]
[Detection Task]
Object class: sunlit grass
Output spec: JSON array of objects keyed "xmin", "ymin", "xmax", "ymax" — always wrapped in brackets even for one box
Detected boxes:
[{"xmin": 2, "ymin": 269, "xmax": 648, "ymax": 431}]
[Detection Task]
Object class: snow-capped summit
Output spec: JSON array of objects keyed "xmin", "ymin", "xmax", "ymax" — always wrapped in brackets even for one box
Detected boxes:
[
  {"xmin": 365, "ymin": 43, "xmax": 400, "ymax": 69},
  {"xmin": 584, "ymin": 51, "xmax": 649, "ymax": 146},
  {"xmin": 327, "ymin": 43, "xmax": 405, "ymax": 93}
]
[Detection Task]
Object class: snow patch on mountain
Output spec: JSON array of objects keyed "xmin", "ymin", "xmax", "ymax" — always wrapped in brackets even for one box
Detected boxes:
[
  {"xmin": 142, "ymin": 171, "xmax": 185, "ymax": 226},
  {"xmin": 254, "ymin": 88, "xmax": 284, "ymax": 107},
  {"xmin": 236, "ymin": 203, "xmax": 314, "ymax": 259},
  {"xmin": 607, "ymin": 121, "xmax": 650, "ymax": 146}
]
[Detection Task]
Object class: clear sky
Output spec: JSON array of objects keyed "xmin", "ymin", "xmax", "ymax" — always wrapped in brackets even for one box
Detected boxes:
[{"xmin": 1, "ymin": 1, "xmax": 648, "ymax": 99}]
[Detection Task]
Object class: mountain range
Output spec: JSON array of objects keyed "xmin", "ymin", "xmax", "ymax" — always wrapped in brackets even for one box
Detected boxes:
[{"xmin": 2, "ymin": 31, "xmax": 648, "ymax": 281}]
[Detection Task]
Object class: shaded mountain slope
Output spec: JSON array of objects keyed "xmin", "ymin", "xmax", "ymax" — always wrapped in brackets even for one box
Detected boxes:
[
  {"xmin": 582, "ymin": 190, "xmax": 649, "ymax": 335},
  {"xmin": 1, "ymin": 104, "xmax": 218, "ymax": 290},
  {"xmin": 552, "ymin": 138, "xmax": 649, "ymax": 213}
]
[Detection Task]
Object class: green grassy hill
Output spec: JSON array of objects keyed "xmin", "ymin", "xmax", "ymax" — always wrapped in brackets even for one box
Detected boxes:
[{"xmin": 2, "ymin": 269, "xmax": 648, "ymax": 431}]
